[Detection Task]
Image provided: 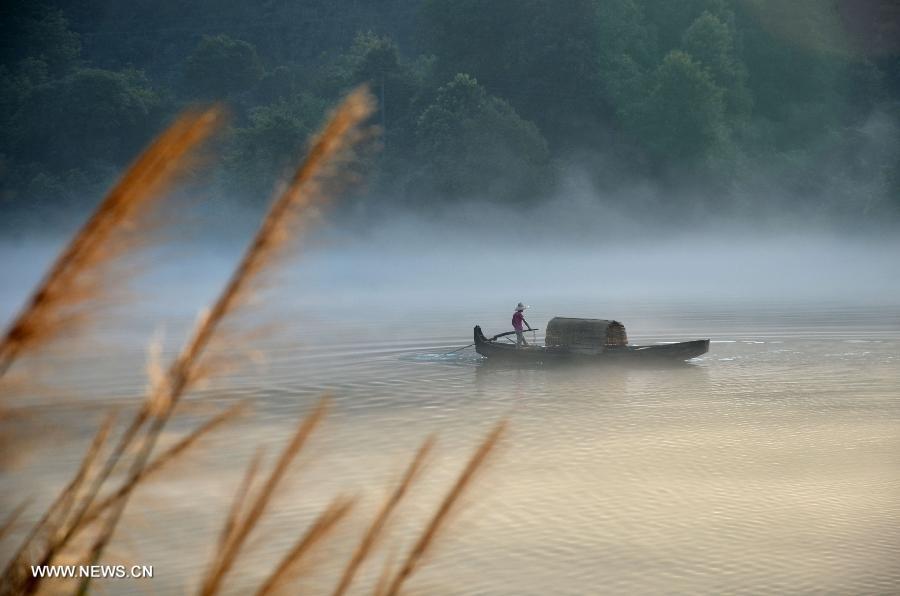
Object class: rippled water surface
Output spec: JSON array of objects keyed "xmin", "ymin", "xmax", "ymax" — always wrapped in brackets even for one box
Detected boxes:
[{"xmin": 3, "ymin": 298, "xmax": 900, "ymax": 595}]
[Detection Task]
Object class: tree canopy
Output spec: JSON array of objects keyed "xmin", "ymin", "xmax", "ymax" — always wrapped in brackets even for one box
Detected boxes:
[{"xmin": 2, "ymin": 0, "xmax": 898, "ymax": 222}]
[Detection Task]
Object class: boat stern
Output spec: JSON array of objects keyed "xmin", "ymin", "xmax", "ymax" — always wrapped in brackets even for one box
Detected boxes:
[
  {"xmin": 473, "ymin": 325, "xmax": 489, "ymax": 357},
  {"xmin": 684, "ymin": 338, "xmax": 711, "ymax": 359}
]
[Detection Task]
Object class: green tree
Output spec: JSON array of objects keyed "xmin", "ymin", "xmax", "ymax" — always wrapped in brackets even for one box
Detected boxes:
[
  {"xmin": 224, "ymin": 95, "xmax": 326, "ymax": 196},
  {"xmin": 596, "ymin": 0, "xmax": 657, "ymax": 128},
  {"xmin": 623, "ymin": 51, "xmax": 727, "ymax": 161},
  {"xmin": 888, "ymin": 154, "xmax": 900, "ymax": 211},
  {"xmin": 346, "ymin": 32, "xmax": 401, "ymax": 84},
  {"xmin": 0, "ymin": 59, "xmax": 49, "ymax": 126},
  {"xmin": 183, "ymin": 34, "xmax": 263, "ymax": 99},
  {"xmin": 313, "ymin": 32, "xmax": 436, "ymax": 166},
  {"xmin": 419, "ymin": 0, "xmax": 608, "ymax": 146},
  {"xmin": 682, "ymin": 11, "xmax": 751, "ymax": 119},
  {"xmin": 342, "ymin": 32, "xmax": 420, "ymax": 140},
  {"xmin": 736, "ymin": 5, "xmax": 847, "ymax": 149},
  {"xmin": 255, "ymin": 65, "xmax": 300, "ymax": 104},
  {"xmin": 1, "ymin": 6, "xmax": 81, "ymax": 77},
  {"xmin": 10, "ymin": 68, "xmax": 164, "ymax": 173},
  {"xmin": 596, "ymin": 0, "xmax": 656, "ymax": 70},
  {"xmin": 414, "ymin": 73, "xmax": 552, "ymax": 201},
  {"xmin": 641, "ymin": 0, "xmax": 733, "ymax": 52}
]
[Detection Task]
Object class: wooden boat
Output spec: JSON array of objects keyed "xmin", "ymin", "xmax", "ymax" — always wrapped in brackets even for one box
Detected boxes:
[{"xmin": 474, "ymin": 317, "xmax": 709, "ymax": 364}]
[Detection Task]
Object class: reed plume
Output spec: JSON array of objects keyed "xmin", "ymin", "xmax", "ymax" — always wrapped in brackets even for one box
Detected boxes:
[
  {"xmin": 16, "ymin": 400, "xmax": 238, "ymax": 570},
  {"xmin": 0, "ymin": 499, "xmax": 29, "ymax": 544},
  {"xmin": 256, "ymin": 497, "xmax": 355, "ymax": 596},
  {"xmin": 160, "ymin": 84, "xmax": 376, "ymax": 397},
  {"xmin": 384, "ymin": 421, "xmax": 507, "ymax": 596},
  {"xmin": 373, "ymin": 548, "xmax": 398, "ymax": 596},
  {"xmin": 75, "ymin": 86, "xmax": 375, "ymax": 593},
  {"xmin": 1, "ymin": 412, "xmax": 115, "ymax": 595},
  {"xmin": 200, "ymin": 400, "xmax": 328, "ymax": 596},
  {"xmin": 0, "ymin": 107, "xmax": 224, "ymax": 378},
  {"xmin": 218, "ymin": 448, "xmax": 265, "ymax": 550},
  {"xmin": 0, "ymin": 403, "xmax": 240, "ymax": 596},
  {"xmin": 77, "ymin": 403, "xmax": 245, "ymax": 532},
  {"xmin": 332, "ymin": 436, "xmax": 435, "ymax": 596}
]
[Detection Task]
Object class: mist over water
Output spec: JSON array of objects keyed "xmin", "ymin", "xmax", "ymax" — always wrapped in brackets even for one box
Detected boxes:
[{"xmin": 4, "ymin": 207, "xmax": 900, "ymax": 326}]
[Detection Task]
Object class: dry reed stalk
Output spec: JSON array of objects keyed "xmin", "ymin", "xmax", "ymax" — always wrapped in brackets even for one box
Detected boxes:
[
  {"xmin": 0, "ymin": 405, "xmax": 30, "ymax": 470},
  {"xmin": 43, "ymin": 410, "xmax": 150, "ymax": 552},
  {"xmin": 28, "ymin": 394, "xmax": 167, "ymax": 574},
  {"xmin": 372, "ymin": 549, "xmax": 398, "ymax": 596},
  {"xmin": 75, "ymin": 87, "xmax": 375, "ymax": 593},
  {"xmin": 218, "ymin": 447, "xmax": 265, "ymax": 549},
  {"xmin": 0, "ymin": 499, "xmax": 30, "ymax": 543},
  {"xmin": 63, "ymin": 399, "xmax": 245, "ymax": 596},
  {"xmin": 332, "ymin": 437, "xmax": 435, "ymax": 596},
  {"xmin": 157, "ymin": 84, "xmax": 376, "ymax": 400},
  {"xmin": 0, "ymin": 412, "xmax": 115, "ymax": 595},
  {"xmin": 383, "ymin": 422, "xmax": 507, "ymax": 596},
  {"xmin": 22, "ymin": 391, "xmax": 173, "ymax": 593},
  {"xmin": 75, "ymin": 403, "xmax": 245, "ymax": 533},
  {"xmin": 199, "ymin": 400, "xmax": 328, "ymax": 596},
  {"xmin": 0, "ymin": 107, "xmax": 224, "ymax": 378},
  {"xmin": 256, "ymin": 497, "xmax": 355, "ymax": 596},
  {"xmin": 1, "ymin": 401, "xmax": 238, "ymax": 596}
]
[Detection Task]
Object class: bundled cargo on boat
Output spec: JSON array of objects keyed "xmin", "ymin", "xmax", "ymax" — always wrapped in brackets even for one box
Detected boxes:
[{"xmin": 544, "ymin": 317, "xmax": 628, "ymax": 353}]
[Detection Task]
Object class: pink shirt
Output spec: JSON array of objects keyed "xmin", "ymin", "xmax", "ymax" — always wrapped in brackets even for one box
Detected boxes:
[{"xmin": 512, "ymin": 311, "xmax": 525, "ymax": 331}]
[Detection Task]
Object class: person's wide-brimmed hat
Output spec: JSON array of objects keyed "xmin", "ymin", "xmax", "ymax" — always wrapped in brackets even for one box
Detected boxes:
[{"xmin": 516, "ymin": 302, "xmax": 528, "ymax": 311}]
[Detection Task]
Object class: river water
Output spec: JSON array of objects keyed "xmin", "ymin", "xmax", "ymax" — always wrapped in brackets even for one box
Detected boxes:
[{"xmin": 2, "ymin": 291, "xmax": 899, "ymax": 595}]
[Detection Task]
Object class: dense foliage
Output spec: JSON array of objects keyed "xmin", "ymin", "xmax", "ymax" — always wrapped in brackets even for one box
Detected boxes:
[{"xmin": 2, "ymin": 0, "xmax": 898, "ymax": 221}]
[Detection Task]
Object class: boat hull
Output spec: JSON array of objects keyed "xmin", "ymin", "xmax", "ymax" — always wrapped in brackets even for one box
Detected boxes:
[{"xmin": 473, "ymin": 326, "xmax": 709, "ymax": 363}]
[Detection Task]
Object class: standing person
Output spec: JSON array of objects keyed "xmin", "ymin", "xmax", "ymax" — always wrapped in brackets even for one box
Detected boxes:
[{"xmin": 512, "ymin": 302, "xmax": 532, "ymax": 347}]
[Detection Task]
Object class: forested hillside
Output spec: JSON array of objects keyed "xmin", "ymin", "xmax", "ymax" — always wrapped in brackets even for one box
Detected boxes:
[{"xmin": 2, "ymin": 0, "xmax": 898, "ymax": 223}]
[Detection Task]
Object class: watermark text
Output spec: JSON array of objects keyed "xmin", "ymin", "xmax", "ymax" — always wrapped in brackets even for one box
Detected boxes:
[{"xmin": 31, "ymin": 565, "xmax": 153, "ymax": 579}]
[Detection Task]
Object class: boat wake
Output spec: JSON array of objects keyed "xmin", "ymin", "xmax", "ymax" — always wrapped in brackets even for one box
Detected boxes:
[{"xmin": 402, "ymin": 350, "xmax": 483, "ymax": 365}]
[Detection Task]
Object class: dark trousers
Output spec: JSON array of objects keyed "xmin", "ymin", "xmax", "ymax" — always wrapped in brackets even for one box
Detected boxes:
[{"xmin": 516, "ymin": 330, "xmax": 527, "ymax": 347}]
